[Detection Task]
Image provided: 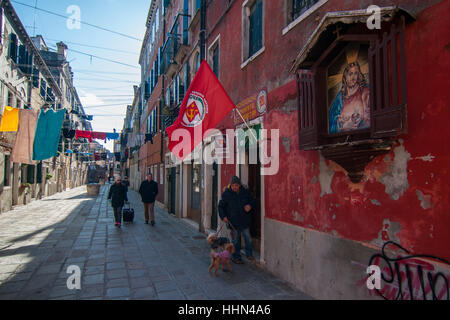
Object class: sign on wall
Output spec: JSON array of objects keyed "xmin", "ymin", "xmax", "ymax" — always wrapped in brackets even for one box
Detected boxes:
[{"xmin": 234, "ymin": 89, "xmax": 267, "ymax": 125}]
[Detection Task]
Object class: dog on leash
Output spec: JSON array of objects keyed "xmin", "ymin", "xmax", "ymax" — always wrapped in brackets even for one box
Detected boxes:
[
  {"xmin": 206, "ymin": 233, "xmax": 230, "ymax": 250},
  {"xmin": 208, "ymin": 242, "xmax": 235, "ymax": 277}
]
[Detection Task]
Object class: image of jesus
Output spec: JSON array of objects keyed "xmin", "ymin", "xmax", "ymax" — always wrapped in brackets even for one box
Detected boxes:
[{"xmin": 329, "ymin": 61, "xmax": 370, "ymax": 134}]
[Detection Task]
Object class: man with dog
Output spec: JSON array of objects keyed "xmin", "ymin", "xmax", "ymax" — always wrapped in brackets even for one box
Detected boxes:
[{"xmin": 218, "ymin": 176, "xmax": 256, "ymax": 264}]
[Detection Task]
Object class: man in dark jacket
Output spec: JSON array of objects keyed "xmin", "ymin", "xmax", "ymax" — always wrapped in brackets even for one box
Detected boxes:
[
  {"xmin": 108, "ymin": 177, "xmax": 128, "ymax": 228},
  {"xmin": 218, "ymin": 176, "xmax": 256, "ymax": 264},
  {"xmin": 122, "ymin": 176, "xmax": 130, "ymax": 192},
  {"xmin": 139, "ymin": 174, "xmax": 158, "ymax": 226}
]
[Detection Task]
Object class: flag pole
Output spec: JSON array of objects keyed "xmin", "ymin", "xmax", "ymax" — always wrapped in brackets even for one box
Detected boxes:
[{"xmin": 234, "ymin": 108, "xmax": 259, "ymax": 143}]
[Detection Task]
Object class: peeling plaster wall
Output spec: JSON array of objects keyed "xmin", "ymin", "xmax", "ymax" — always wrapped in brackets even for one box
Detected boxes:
[
  {"xmin": 261, "ymin": 0, "xmax": 450, "ymax": 264},
  {"xmin": 212, "ymin": 0, "xmax": 450, "ymax": 299}
]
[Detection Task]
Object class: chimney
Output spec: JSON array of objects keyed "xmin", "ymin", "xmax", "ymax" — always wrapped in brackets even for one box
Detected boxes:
[{"xmin": 56, "ymin": 41, "xmax": 68, "ymax": 60}]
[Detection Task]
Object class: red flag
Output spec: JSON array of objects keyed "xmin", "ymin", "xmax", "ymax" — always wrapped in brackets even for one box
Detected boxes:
[{"xmin": 166, "ymin": 60, "xmax": 235, "ymax": 160}]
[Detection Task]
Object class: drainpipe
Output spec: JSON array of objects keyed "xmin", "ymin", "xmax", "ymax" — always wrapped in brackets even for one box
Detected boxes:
[{"xmin": 199, "ymin": 0, "xmax": 206, "ymax": 234}]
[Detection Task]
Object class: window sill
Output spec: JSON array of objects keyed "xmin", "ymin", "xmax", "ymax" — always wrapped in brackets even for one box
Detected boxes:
[
  {"xmin": 241, "ymin": 46, "xmax": 265, "ymax": 69},
  {"xmin": 282, "ymin": 0, "xmax": 328, "ymax": 36}
]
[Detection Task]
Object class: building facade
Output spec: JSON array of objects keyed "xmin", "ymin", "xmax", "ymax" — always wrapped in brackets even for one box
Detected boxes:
[
  {"xmin": 0, "ymin": 0, "xmax": 91, "ymax": 214},
  {"xmin": 120, "ymin": 0, "xmax": 450, "ymax": 299}
]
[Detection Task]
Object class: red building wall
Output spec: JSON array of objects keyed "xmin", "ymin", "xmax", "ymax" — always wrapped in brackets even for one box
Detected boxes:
[{"xmin": 213, "ymin": 0, "xmax": 450, "ymax": 262}]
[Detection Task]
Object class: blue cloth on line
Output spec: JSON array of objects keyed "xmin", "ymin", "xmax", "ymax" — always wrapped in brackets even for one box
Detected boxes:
[
  {"xmin": 106, "ymin": 132, "xmax": 119, "ymax": 140},
  {"xmin": 32, "ymin": 109, "xmax": 66, "ymax": 161}
]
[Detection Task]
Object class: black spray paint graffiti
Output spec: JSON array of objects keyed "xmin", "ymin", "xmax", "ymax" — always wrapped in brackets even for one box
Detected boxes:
[{"xmin": 367, "ymin": 241, "xmax": 450, "ymax": 300}]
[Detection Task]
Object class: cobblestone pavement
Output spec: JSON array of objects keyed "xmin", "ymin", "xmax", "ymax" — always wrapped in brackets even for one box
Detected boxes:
[{"xmin": 0, "ymin": 185, "xmax": 311, "ymax": 300}]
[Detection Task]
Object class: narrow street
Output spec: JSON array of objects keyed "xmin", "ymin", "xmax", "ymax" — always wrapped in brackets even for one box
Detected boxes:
[{"xmin": 0, "ymin": 185, "xmax": 311, "ymax": 300}]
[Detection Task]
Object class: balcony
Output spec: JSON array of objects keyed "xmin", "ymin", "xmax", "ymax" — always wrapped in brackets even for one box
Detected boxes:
[
  {"xmin": 163, "ymin": 104, "xmax": 180, "ymax": 130},
  {"xmin": 162, "ymin": 30, "xmax": 189, "ymax": 78}
]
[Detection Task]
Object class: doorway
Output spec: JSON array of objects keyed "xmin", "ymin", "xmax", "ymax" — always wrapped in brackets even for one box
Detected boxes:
[
  {"xmin": 168, "ymin": 167, "xmax": 176, "ymax": 214},
  {"xmin": 188, "ymin": 164, "xmax": 201, "ymax": 222},
  {"xmin": 211, "ymin": 162, "xmax": 218, "ymax": 230},
  {"xmin": 238, "ymin": 124, "xmax": 262, "ymax": 252}
]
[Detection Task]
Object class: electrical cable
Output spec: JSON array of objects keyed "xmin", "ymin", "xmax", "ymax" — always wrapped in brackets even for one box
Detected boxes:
[
  {"xmin": 46, "ymin": 45, "xmax": 139, "ymax": 69},
  {"xmin": 11, "ymin": 0, "xmax": 142, "ymax": 41},
  {"xmin": 44, "ymin": 38, "xmax": 139, "ymax": 55}
]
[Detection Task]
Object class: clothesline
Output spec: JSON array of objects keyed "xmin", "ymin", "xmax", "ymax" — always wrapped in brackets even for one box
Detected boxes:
[{"xmin": 74, "ymin": 130, "xmax": 120, "ymax": 142}]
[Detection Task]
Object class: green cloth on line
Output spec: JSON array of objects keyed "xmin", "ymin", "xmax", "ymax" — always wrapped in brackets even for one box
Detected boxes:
[{"xmin": 33, "ymin": 109, "xmax": 66, "ymax": 161}]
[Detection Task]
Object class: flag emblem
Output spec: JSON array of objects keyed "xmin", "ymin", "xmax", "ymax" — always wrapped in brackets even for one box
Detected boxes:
[{"xmin": 181, "ymin": 92, "xmax": 207, "ymax": 127}]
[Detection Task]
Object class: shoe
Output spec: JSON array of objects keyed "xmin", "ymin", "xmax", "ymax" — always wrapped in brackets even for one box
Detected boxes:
[
  {"xmin": 232, "ymin": 258, "xmax": 244, "ymax": 264},
  {"xmin": 117, "ymin": 223, "xmax": 121, "ymax": 228},
  {"xmin": 151, "ymin": 220, "xmax": 155, "ymax": 226},
  {"xmin": 247, "ymin": 255, "xmax": 256, "ymax": 262},
  {"xmin": 145, "ymin": 220, "xmax": 149, "ymax": 224}
]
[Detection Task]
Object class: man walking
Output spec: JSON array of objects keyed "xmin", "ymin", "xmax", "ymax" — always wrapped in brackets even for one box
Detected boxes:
[
  {"xmin": 139, "ymin": 173, "xmax": 158, "ymax": 225},
  {"xmin": 108, "ymin": 176, "xmax": 128, "ymax": 228},
  {"xmin": 218, "ymin": 176, "xmax": 256, "ymax": 264}
]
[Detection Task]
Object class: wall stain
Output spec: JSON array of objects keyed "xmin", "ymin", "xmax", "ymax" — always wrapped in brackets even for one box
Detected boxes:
[
  {"xmin": 416, "ymin": 189, "xmax": 433, "ymax": 210},
  {"xmin": 318, "ymin": 152, "xmax": 334, "ymax": 197},
  {"xmin": 379, "ymin": 142, "xmax": 411, "ymax": 200}
]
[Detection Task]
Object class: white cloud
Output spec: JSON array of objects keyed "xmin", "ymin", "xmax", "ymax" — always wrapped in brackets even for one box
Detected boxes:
[{"xmin": 78, "ymin": 89, "xmax": 104, "ymax": 106}]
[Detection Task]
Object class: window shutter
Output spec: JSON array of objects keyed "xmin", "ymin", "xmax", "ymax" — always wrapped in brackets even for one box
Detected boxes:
[
  {"xmin": 369, "ymin": 17, "xmax": 407, "ymax": 138},
  {"xmin": 27, "ymin": 165, "xmax": 35, "ymax": 184},
  {"xmin": 27, "ymin": 52, "xmax": 33, "ymax": 75},
  {"xmin": 8, "ymin": 33, "xmax": 18, "ymax": 63},
  {"xmin": 32, "ymin": 67, "xmax": 39, "ymax": 88},
  {"xmin": 297, "ymin": 69, "xmax": 318, "ymax": 149},
  {"xmin": 18, "ymin": 44, "xmax": 26, "ymax": 72}
]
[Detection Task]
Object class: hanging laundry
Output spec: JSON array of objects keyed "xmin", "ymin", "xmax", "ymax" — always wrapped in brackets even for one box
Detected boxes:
[
  {"xmin": 11, "ymin": 109, "xmax": 39, "ymax": 164},
  {"xmin": 0, "ymin": 106, "xmax": 20, "ymax": 132},
  {"xmin": 94, "ymin": 153, "xmax": 100, "ymax": 161},
  {"xmin": 62, "ymin": 128, "xmax": 76, "ymax": 139},
  {"xmin": 101, "ymin": 153, "xmax": 107, "ymax": 160},
  {"xmin": 106, "ymin": 132, "xmax": 119, "ymax": 140},
  {"xmin": 33, "ymin": 108, "xmax": 66, "ymax": 161},
  {"xmin": 91, "ymin": 131, "xmax": 107, "ymax": 141},
  {"xmin": 76, "ymin": 130, "xmax": 93, "ymax": 142}
]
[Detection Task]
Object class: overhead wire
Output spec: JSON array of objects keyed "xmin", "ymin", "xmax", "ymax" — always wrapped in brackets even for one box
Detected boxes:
[
  {"xmin": 47, "ymin": 45, "xmax": 139, "ymax": 69},
  {"xmin": 11, "ymin": 0, "xmax": 142, "ymax": 41},
  {"xmin": 44, "ymin": 38, "xmax": 139, "ymax": 55}
]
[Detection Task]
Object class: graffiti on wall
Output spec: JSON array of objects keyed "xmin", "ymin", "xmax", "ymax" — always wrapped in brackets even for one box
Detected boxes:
[{"xmin": 360, "ymin": 241, "xmax": 450, "ymax": 300}]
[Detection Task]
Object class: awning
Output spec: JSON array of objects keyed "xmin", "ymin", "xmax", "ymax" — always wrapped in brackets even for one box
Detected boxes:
[{"xmin": 290, "ymin": 6, "xmax": 415, "ymax": 72}]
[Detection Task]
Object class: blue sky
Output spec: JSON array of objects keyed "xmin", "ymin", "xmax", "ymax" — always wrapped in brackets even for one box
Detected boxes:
[{"xmin": 12, "ymin": 0, "xmax": 149, "ymax": 151}]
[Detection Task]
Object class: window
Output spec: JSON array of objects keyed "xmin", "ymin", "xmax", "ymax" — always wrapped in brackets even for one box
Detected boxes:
[
  {"xmin": 4, "ymin": 155, "xmax": 10, "ymax": 187},
  {"xmin": 212, "ymin": 44, "xmax": 219, "ymax": 78},
  {"xmin": 291, "ymin": 0, "xmax": 320, "ymax": 21},
  {"xmin": 155, "ymin": 8, "xmax": 160, "ymax": 34},
  {"xmin": 183, "ymin": 0, "xmax": 189, "ymax": 45},
  {"xmin": 193, "ymin": 52, "xmax": 200, "ymax": 73},
  {"xmin": 8, "ymin": 33, "xmax": 18, "ymax": 63},
  {"xmin": 242, "ymin": 0, "xmax": 264, "ymax": 64},
  {"xmin": 7, "ymin": 91, "xmax": 13, "ymax": 107},
  {"xmin": 249, "ymin": 0, "xmax": 263, "ymax": 58},
  {"xmin": 208, "ymin": 35, "xmax": 220, "ymax": 79},
  {"xmin": 184, "ymin": 63, "xmax": 190, "ymax": 90},
  {"xmin": 40, "ymin": 79, "xmax": 46, "ymax": 99}
]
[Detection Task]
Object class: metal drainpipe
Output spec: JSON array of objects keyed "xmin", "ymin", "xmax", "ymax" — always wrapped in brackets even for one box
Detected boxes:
[{"xmin": 198, "ymin": 0, "xmax": 206, "ymax": 234}]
